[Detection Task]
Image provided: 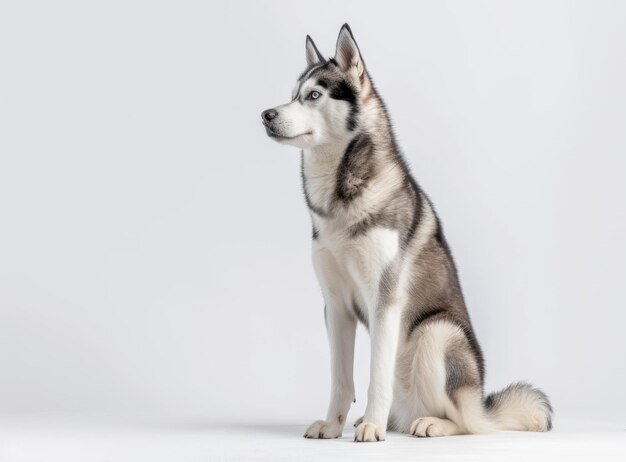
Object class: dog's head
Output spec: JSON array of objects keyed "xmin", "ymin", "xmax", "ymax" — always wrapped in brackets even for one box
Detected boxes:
[{"xmin": 262, "ymin": 24, "xmax": 369, "ymax": 149}]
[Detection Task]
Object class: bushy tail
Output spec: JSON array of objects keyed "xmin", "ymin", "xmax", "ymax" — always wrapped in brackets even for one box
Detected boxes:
[{"xmin": 484, "ymin": 382, "xmax": 553, "ymax": 432}]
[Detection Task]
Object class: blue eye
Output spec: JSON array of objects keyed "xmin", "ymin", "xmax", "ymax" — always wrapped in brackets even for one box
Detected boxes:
[{"xmin": 309, "ymin": 91, "xmax": 321, "ymax": 100}]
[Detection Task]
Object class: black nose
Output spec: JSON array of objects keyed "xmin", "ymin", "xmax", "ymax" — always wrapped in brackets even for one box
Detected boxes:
[{"xmin": 262, "ymin": 109, "xmax": 278, "ymax": 123}]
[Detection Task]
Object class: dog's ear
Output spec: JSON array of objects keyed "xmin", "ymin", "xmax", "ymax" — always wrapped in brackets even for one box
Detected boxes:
[
  {"xmin": 334, "ymin": 24, "xmax": 364, "ymax": 78},
  {"xmin": 305, "ymin": 35, "xmax": 324, "ymax": 66}
]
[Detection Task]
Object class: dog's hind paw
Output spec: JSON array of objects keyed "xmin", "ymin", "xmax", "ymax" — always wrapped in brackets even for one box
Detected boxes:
[
  {"xmin": 409, "ymin": 417, "xmax": 461, "ymax": 437},
  {"xmin": 303, "ymin": 419, "xmax": 342, "ymax": 439}
]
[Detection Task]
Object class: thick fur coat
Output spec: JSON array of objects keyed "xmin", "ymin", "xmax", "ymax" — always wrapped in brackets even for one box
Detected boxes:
[{"xmin": 262, "ymin": 24, "xmax": 552, "ymax": 442}]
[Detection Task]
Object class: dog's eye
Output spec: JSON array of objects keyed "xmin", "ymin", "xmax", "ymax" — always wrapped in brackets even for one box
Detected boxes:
[{"xmin": 308, "ymin": 91, "xmax": 321, "ymax": 100}]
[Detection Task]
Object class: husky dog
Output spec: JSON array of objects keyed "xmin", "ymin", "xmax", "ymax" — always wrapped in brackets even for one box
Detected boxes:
[{"xmin": 261, "ymin": 24, "xmax": 552, "ymax": 442}]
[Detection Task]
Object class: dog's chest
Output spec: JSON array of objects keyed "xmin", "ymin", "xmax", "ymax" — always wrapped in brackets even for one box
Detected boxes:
[
  {"xmin": 303, "ymin": 147, "xmax": 401, "ymax": 309},
  {"xmin": 315, "ymin": 220, "xmax": 400, "ymax": 311}
]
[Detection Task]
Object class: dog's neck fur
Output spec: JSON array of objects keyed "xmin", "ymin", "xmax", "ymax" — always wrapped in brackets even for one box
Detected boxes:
[{"xmin": 301, "ymin": 82, "xmax": 405, "ymax": 230}]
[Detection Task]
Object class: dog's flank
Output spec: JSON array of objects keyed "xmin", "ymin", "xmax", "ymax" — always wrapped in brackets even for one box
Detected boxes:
[{"xmin": 262, "ymin": 23, "xmax": 553, "ymax": 442}]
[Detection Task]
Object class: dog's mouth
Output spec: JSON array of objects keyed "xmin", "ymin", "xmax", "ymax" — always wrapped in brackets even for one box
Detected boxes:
[{"xmin": 265, "ymin": 126, "xmax": 312, "ymax": 140}]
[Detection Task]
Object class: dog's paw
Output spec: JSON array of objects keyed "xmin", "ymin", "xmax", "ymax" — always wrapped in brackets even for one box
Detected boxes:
[
  {"xmin": 353, "ymin": 416, "xmax": 364, "ymax": 427},
  {"xmin": 303, "ymin": 419, "xmax": 342, "ymax": 439},
  {"xmin": 410, "ymin": 417, "xmax": 445, "ymax": 437},
  {"xmin": 354, "ymin": 421, "xmax": 385, "ymax": 442}
]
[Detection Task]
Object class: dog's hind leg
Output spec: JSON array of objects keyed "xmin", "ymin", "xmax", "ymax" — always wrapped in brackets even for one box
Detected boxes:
[{"xmin": 395, "ymin": 319, "xmax": 494, "ymax": 437}]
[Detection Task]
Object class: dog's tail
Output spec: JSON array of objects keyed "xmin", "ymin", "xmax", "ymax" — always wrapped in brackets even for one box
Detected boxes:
[{"xmin": 483, "ymin": 381, "xmax": 553, "ymax": 432}]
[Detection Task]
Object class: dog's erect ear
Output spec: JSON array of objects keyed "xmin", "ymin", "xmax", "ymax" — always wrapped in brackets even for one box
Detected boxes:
[
  {"xmin": 305, "ymin": 35, "xmax": 324, "ymax": 66},
  {"xmin": 334, "ymin": 24, "xmax": 364, "ymax": 77}
]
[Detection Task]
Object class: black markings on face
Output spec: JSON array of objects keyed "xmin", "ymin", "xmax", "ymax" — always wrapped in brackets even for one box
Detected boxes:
[
  {"xmin": 314, "ymin": 74, "xmax": 359, "ymax": 131},
  {"xmin": 298, "ymin": 62, "xmax": 325, "ymax": 83},
  {"xmin": 294, "ymin": 63, "xmax": 326, "ymax": 101},
  {"xmin": 329, "ymin": 80, "xmax": 358, "ymax": 131},
  {"xmin": 294, "ymin": 60, "xmax": 360, "ymax": 130}
]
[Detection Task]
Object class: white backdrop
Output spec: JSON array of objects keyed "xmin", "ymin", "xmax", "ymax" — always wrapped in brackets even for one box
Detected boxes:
[{"xmin": 1, "ymin": 1, "xmax": 625, "ymax": 427}]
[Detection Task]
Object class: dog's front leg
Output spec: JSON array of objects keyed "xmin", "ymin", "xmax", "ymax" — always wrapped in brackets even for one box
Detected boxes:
[
  {"xmin": 304, "ymin": 249, "xmax": 356, "ymax": 439},
  {"xmin": 354, "ymin": 305, "xmax": 400, "ymax": 442},
  {"xmin": 304, "ymin": 305, "xmax": 356, "ymax": 439}
]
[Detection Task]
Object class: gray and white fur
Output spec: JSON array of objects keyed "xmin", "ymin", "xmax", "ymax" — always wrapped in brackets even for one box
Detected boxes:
[{"xmin": 262, "ymin": 24, "xmax": 553, "ymax": 442}]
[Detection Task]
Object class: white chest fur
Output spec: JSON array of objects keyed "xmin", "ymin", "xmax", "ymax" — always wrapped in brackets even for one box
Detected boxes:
[{"xmin": 312, "ymin": 225, "xmax": 400, "ymax": 321}]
